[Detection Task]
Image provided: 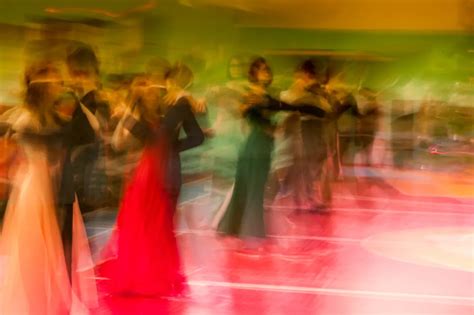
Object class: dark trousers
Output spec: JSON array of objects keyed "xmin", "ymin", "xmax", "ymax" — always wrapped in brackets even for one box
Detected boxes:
[
  {"xmin": 300, "ymin": 120, "xmax": 331, "ymax": 204},
  {"xmin": 72, "ymin": 143, "xmax": 102, "ymax": 213},
  {"xmin": 59, "ymin": 203, "xmax": 73, "ymax": 282}
]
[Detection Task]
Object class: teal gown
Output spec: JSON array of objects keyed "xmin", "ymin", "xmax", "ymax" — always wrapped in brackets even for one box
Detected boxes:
[{"xmin": 218, "ymin": 96, "xmax": 325, "ymax": 238}]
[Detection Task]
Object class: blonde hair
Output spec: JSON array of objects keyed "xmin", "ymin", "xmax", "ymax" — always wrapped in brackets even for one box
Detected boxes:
[
  {"xmin": 166, "ymin": 63, "xmax": 194, "ymax": 89},
  {"xmin": 127, "ymin": 75, "xmax": 164, "ymax": 124}
]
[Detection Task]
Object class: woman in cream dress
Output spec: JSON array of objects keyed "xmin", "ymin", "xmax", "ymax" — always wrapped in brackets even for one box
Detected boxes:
[{"xmin": 0, "ymin": 62, "xmax": 97, "ymax": 314}]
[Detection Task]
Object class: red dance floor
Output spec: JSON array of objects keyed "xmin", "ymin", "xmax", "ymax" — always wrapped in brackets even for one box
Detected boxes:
[{"xmin": 92, "ymin": 174, "xmax": 474, "ymax": 315}]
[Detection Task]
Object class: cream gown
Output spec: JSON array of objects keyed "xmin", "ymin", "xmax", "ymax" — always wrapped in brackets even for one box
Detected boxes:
[{"xmin": 0, "ymin": 112, "xmax": 98, "ymax": 314}]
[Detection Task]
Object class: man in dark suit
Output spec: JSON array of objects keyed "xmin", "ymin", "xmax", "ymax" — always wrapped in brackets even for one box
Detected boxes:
[
  {"xmin": 297, "ymin": 59, "xmax": 357, "ymax": 212},
  {"xmin": 59, "ymin": 44, "xmax": 108, "ymax": 280}
]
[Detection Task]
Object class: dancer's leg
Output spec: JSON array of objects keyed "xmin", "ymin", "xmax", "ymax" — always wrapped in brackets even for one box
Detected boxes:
[{"xmin": 60, "ymin": 203, "xmax": 73, "ymax": 282}]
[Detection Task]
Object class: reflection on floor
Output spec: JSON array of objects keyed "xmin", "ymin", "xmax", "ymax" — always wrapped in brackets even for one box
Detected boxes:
[{"xmin": 85, "ymin": 166, "xmax": 474, "ymax": 314}]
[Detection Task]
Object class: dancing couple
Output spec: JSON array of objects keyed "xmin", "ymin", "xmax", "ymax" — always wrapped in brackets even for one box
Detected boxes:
[
  {"xmin": 216, "ymin": 57, "xmax": 327, "ymax": 251},
  {"xmin": 98, "ymin": 62, "xmax": 204, "ymax": 296},
  {"xmin": 0, "ymin": 56, "xmax": 99, "ymax": 314}
]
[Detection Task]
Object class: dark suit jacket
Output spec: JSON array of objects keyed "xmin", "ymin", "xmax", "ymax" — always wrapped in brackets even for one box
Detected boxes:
[
  {"xmin": 58, "ymin": 91, "xmax": 103, "ymax": 206},
  {"xmin": 126, "ymin": 97, "xmax": 205, "ymax": 197}
]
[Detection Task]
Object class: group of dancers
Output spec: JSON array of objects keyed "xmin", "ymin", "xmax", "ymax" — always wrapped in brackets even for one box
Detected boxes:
[
  {"xmin": 0, "ymin": 43, "xmax": 377, "ymax": 313},
  {"xmin": 215, "ymin": 58, "xmax": 361, "ymax": 247}
]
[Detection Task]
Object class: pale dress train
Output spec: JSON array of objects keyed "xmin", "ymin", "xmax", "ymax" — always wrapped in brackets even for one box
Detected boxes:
[{"xmin": 0, "ymin": 112, "xmax": 98, "ymax": 314}]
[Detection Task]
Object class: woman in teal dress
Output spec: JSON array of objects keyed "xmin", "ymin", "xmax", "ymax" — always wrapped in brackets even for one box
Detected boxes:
[{"xmin": 217, "ymin": 57, "xmax": 325, "ymax": 246}]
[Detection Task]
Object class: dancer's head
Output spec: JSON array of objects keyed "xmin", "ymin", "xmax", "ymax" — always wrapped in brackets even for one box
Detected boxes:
[
  {"xmin": 128, "ymin": 75, "xmax": 163, "ymax": 123},
  {"xmin": 295, "ymin": 59, "xmax": 317, "ymax": 86},
  {"xmin": 24, "ymin": 61, "xmax": 64, "ymax": 125},
  {"xmin": 228, "ymin": 55, "xmax": 247, "ymax": 80},
  {"xmin": 296, "ymin": 58, "xmax": 332, "ymax": 87},
  {"xmin": 66, "ymin": 45, "xmax": 100, "ymax": 79},
  {"xmin": 248, "ymin": 57, "xmax": 272, "ymax": 87},
  {"xmin": 66, "ymin": 45, "xmax": 100, "ymax": 94},
  {"xmin": 165, "ymin": 63, "xmax": 194, "ymax": 92}
]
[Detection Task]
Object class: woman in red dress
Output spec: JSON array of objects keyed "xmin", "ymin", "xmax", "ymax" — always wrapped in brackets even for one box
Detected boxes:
[{"xmin": 99, "ymin": 64, "xmax": 204, "ymax": 296}]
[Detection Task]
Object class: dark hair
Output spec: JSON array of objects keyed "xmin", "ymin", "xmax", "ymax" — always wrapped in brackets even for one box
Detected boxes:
[
  {"xmin": 166, "ymin": 63, "xmax": 194, "ymax": 89},
  {"xmin": 296, "ymin": 59, "xmax": 317, "ymax": 77},
  {"xmin": 248, "ymin": 56, "xmax": 272, "ymax": 85},
  {"xmin": 66, "ymin": 45, "xmax": 99, "ymax": 76}
]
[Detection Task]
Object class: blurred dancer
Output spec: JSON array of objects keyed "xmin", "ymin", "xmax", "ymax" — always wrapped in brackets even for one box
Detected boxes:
[
  {"xmin": 353, "ymin": 88, "xmax": 382, "ymax": 166},
  {"xmin": 272, "ymin": 60, "xmax": 328, "ymax": 210},
  {"xmin": 178, "ymin": 54, "xmax": 212, "ymax": 179},
  {"xmin": 226, "ymin": 55, "xmax": 250, "ymax": 93},
  {"xmin": 209, "ymin": 55, "xmax": 248, "ymax": 178},
  {"xmin": 65, "ymin": 44, "xmax": 110, "ymax": 213},
  {"xmin": 111, "ymin": 60, "xmax": 171, "ymax": 185},
  {"xmin": 298, "ymin": 59, "xmax": 357, "ymax": 211},
  {"xmin": 209, "ymin": 56, "xmax": 249, "ymax": 229},
  {"xmin": 59, "ymin": 44, "xmax": 106, "ymax": 282},
  {"xmin": 328, "ymin": 75, "xmax": 360, "ymax": 181},
  {"xmin": 350, "ymin": 88, "xmax": 394, "ymax": 202},
  {"xmin": 217, "ymin": 57, "xmax": 325, "ymax": 250},
  {"xmin": 99, "ymin": 63, "xmax": 204, "ymax": 296},
  {"xmin": 0, "ymin": 62, "xmax": 97, "ymax": 314}
]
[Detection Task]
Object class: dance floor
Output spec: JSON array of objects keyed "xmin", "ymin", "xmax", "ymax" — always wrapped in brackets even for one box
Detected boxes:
[{"xmin": 86, "ymin": 165, "xmax": 474, "ymax": 315}]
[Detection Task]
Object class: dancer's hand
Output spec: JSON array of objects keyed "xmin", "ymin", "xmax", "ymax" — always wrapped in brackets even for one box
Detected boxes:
[
  {"xmin": 193, "ymin": 98, "xmax": 207, "ymax": 114},
  {"xmin": 240, "ymin": 93, "xmax": 265, "ymax": 114}
]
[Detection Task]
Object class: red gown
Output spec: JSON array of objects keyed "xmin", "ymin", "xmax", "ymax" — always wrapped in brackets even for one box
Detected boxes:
[{"xmin": 98, "ymin": 138, "xmax": 185, "ymax": 296}]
